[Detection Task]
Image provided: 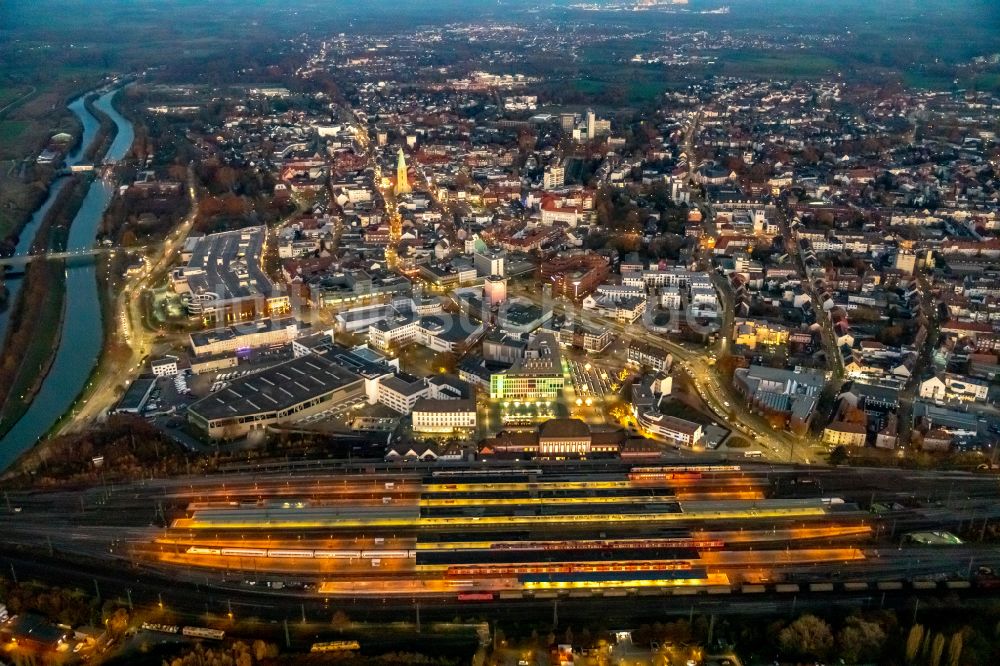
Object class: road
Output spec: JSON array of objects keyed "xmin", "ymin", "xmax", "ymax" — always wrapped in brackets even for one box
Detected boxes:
[
  {"xmin": 60, "ymin": 168, "xmax": 199, "ymax": 432},
  {"xmin": 778, "ymin": 206, "xmax": 843, "ymax": 383},
  {"xmin": 0, "ymin": 85, "xmax": 36, "ymax": 117}
]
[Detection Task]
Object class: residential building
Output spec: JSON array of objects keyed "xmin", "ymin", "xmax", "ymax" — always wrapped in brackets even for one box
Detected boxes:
[
  {"xmin": 822, "ymin": 422, "xmax": 867, "ymax": 447},
  {"xmin": 151, "ymin": 355, "xmax": 179, "ymax": 377}
]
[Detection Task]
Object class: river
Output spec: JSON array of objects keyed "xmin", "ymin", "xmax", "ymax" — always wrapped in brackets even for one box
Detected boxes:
[
  {"xmin": 0, "ymin": 95, "xmax": 102, "ymax": 341},
  {"xmin": 0, "ymin": 88, "xmax": 134, "ymax": 470}
]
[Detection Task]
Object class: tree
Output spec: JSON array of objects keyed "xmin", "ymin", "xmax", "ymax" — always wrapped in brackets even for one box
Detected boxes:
[
  {"xmin": 906, "ymin": 624, "xmax": 925, "ymax": 664},
  {"xmin": 842, "ymin": 406, "xmax": 868, "ymax": 425},
  {"xmin": 829, "ymin": 445, "xmax": 849, "ymax": 466},
  {"xmin": 838, "ymin": 616, "xmax": 886, "ymax": 664},
  {"xmin": 779, "ymin": 614, "xmax": 833, "ymax": 660},
  {"xmin": 930, "ymin": 632, "xmax": 946, "ymax": 666},
  {"xmin": 947, "ymin": 631, "xmax": 963, "ymax": 666}
]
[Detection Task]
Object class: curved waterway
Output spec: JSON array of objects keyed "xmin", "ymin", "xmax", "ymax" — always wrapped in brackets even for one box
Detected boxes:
[
  {"xmin": 0, "ymin": 88, "xmax": 134, "ymax": 470},
  {"xmin": 0, "ymin": 95, "xmax": 101, "ymax": 340}
]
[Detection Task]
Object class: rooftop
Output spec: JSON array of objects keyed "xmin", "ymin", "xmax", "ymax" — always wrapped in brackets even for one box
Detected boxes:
[
  {"xmin": 412, "ymin": 397, "xmax": 476, "ymax": 413},
  {"xmin": 188, "ymin": 349, "xmax": 363, "ymax": 421},
  {"xmin": 181, "ymin": 227, "xmax": 277, "ymax": 301},
  {"xmin": 539, "ymin": 418, "xmax": 591, "ymax": 440}
]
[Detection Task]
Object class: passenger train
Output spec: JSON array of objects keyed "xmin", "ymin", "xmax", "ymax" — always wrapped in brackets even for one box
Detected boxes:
[{"xmin": 185, "ymin": 546, "xmax": 416, "ymax": 559}]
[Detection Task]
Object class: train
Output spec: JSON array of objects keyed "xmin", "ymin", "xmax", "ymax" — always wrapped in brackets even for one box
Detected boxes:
[
  {"xmin": 490, "ymin": 538, "xmax": 724, "ymax": 551},
  {"xmin": 629, "ymin": 465, "xmax": 741, "ymax": 474},
  {"xmin": 311, "ymin": 640, "xmax": 360, "ymax": 652},
  {"xmin": 431, "ymin": 469, "xmax": 542, "ymax": 477},
  {"xmin": 142, "ymin": 623, "xmax": 224, "ymax": 640},
  {"xmin": 446, "ymin": 561, "xmax": 696, "ymax": 577},
  {"xmin": 185, "ymin": 546, "xmax": 416, "ymax": 559}
]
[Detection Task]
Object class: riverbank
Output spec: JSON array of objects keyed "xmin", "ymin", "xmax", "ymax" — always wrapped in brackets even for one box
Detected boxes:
[
  {"xmin": 44, "ymin": 89, "xmax": 152, "ymax": 446},
  {"xmin": 0, "ymin": 86, "xmax": 133, "ymax": 470},
  {"xmin": 0, "ymin": 91, "xmax": 120, "ymax": 442},
  {"xmin": 82, "ymin": 93, "xmax": 117, "ymax": 164},
  {"xmin": 0, "ymin": 261, "xmax": 66, "ymax": 440},
  {"xmin": 0, "ymin": 79, "xmax": 104, "ymax": 245},
  {"xmin": 0, "ymin": 176, "xmax": 92, "ymax": 438}
]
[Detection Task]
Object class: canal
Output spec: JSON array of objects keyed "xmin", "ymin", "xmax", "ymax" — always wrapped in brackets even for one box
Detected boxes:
[{"xmin": 0, "ymin": 88, "xmax": 134, "ymax": 470}]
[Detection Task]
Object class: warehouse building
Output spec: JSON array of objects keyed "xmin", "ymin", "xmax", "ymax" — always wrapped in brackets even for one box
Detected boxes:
[{"xmin": 187, "ymin": 350, "xmax": 365, "ymax": 439}]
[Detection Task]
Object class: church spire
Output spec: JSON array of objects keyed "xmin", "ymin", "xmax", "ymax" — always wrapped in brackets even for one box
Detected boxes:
[{"xmin": 395, "ymin": 147, "xmax": 411, "ymax": 195}]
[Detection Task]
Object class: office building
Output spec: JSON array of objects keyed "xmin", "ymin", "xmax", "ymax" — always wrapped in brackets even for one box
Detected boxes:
[
  {"xmin": 490, "ymin": 333, "xmax": 565, "ymax": 400},
  {"xmin": 412, "ymin": 398, "xmax": 477, "ymax": 434}
]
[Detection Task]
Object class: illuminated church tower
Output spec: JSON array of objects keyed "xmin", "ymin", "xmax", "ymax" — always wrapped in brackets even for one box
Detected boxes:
[{"xmin": 395, "ymin": 147, "xmax": 411, "ymax": 195}]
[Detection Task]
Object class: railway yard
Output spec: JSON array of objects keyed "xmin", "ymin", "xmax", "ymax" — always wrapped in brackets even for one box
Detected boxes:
[{"xmin": 5, "ymin": 462, "xmax": 1000, "ymax": 607}]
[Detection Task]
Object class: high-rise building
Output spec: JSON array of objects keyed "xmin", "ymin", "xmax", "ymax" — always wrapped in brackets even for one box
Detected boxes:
[
  {"xmin": 395, "ymin": 148, "xmax": 411, "ymax": 195},
  {"xmin": 484, "ymin": 275, "xmax": 508, "ymax": 308},
  {"xmin": 474, "ymin": 246, "xmax": 506, "ymax": 277},
  {"xmin": 586, "ymin": 108, "xmax": 596, "ymax": 139},
  {"xmin": 543, "ymin": 164, "xmax": 565, "ymax": 190},
  {"xmin": 894, "ymin": 251, "xmax": 916, "ymax": 275}
]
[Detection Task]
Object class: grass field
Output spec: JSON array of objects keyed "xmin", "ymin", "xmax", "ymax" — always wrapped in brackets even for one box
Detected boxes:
[
  {"xmin": 718, "ymin": 52, "xmax": 840, "ymax": 78},
  {"xmin": 0, "ymin": 86, "xmax": 31, "ymax": 111},
  {"xmin": 0, "ymin": 120, "xmax": 30, "ymax": 144}
]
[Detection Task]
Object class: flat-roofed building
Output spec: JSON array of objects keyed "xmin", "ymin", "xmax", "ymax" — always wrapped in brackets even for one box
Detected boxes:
[
  {"xmin": 414, "ymin": 314, "xmax": 485, "ymax": 354},
  {"xmin": 733, "ymin": 364, "xmax": 827, "ymax": 433},
  {"xmin": 187, "ymin": 350, "xmax": 365, "ymax": 439},
  {"xmin": 483, "ymin": 329, "xmax": 529, "ymax": 365},
  {"xmin": 114, "ymin": 377, "xmax": 156, "ymax": 415},
  {"xmin": 412, "ymin": 398, "xmax": 477, "ymax": 433},
  {"xmin": 368, "ymin": 312, "xmax": 418, "ymax": 353},
  {"xmin": 335, "ymin": 299, "xmax": 414, "ymax": 334},
  {"xmin": 498, "ymin": 299, "xmax": 549, "ymax": 335},
  {"xmin": 474, "ymin": 246, "xmax": 506, "ymax": 277},
  {"xmin": 151, "ymin": 355, "xmax": 179, "ymax": 377},
  {"xmin": 919, "ymin": 373, "xmax": 990, "ymax": 403},
  {"xmin": 545, "ymin": 318, "xmax": 613, "ymax": 353},
  {"xmin": 377, "ymin": 373, "xmax": 430, "ymax": 415},
  {"xmin": 490, "ymin": 333, "xmax": 565, "ymax": 400},
  {"xmin": 171, "ymin": 227, "xmax": 288, "ymax": 322},
  {"xmin": 189, "ymin": 317, "xmax": 306, "ymax": 356},
  {"xmin": 636, "ymin": 412, "xmax": 703, "ymax": 447}
]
